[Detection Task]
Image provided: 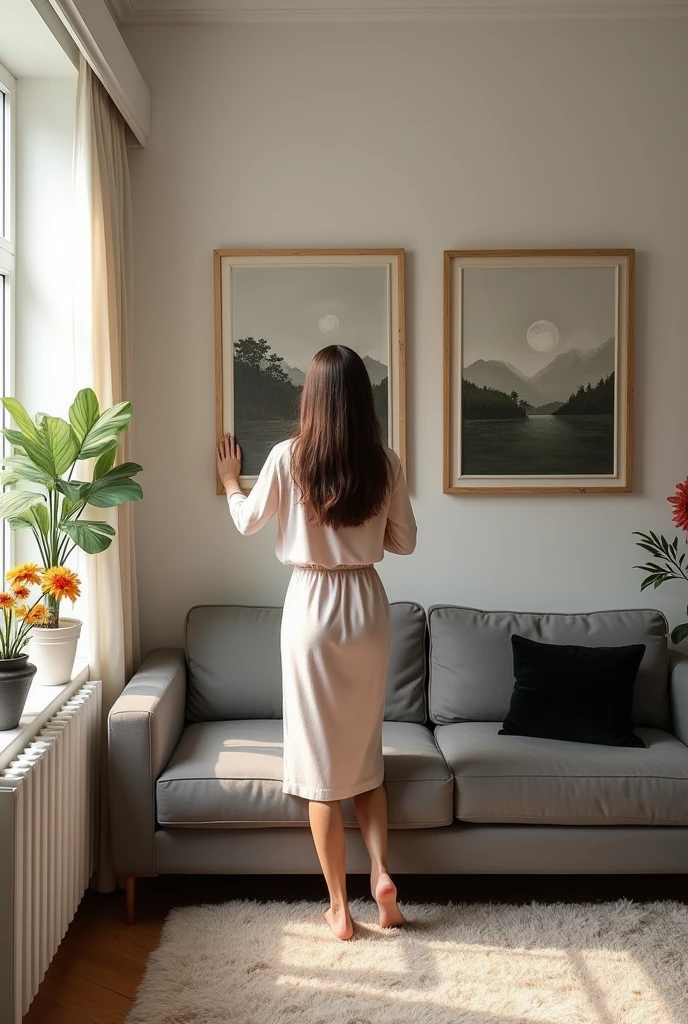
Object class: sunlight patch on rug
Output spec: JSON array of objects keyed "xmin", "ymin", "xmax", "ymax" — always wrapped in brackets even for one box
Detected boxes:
[{"xmin": 126, "ymin": 899, "xmax": 688, "ymax": 1024}]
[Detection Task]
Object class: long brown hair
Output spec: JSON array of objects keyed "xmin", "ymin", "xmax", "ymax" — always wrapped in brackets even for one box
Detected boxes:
[{"xmin": 291, "ymin": 345, "xmax": 390, "ymax": 529}]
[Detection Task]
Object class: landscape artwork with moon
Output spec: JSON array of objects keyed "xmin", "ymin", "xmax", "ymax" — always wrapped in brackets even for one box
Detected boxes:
[
  {"xmin": 215, "ymin": 251, "xmax": 405, "ymax": 488},
  {"xmin": 445, "ymin": 251, "xmax": 634, "ymax": 493}
]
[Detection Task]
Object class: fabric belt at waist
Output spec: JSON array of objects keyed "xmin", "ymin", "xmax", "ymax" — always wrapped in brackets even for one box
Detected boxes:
[{"xmin": 292, "ymin": 563, "xmax": 374, "ymax": 572}]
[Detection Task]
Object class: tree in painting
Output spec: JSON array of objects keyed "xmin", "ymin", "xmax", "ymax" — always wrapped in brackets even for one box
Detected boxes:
[
  {"xmin": 554, "ymin": 373, "xmax": 615, "ymax": 416},
  {"xmin": 462, "ymin": 380, "xmax": 526, "ymax": 420},
  {"xmin": 234, "ymin": 337, "xmax": 300, "ymax": 422}
]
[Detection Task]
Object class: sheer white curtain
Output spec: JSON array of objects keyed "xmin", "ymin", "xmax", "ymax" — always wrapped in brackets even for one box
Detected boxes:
[{"xmin": 74, "ymin": 56, "xmax": 140, "ymax": 891}]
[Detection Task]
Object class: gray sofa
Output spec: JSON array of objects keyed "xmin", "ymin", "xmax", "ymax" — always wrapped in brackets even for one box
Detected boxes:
[{"xmin": 109, "ymin": 603, "xmax": 688, "ymax": 921}]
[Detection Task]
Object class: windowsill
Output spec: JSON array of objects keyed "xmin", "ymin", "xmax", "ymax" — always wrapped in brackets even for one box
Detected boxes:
[{"xmin": 0, "ymin": 659, "xmax": 90, "ymax": 771}]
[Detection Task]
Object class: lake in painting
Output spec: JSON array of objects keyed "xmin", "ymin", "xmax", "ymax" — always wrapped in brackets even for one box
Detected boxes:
[
  {"xmin": 462, "ymin": 414, "xmax": 614, "ymax": 475},
  {"xmin": 234, "ymin": 419, "xmax": 299, "ymax": 474}
]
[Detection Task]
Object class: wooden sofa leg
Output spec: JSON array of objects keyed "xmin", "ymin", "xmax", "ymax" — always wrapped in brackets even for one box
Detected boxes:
[
  {"xmin": 122, "ymin": 873, "xmax": 158, "ymax": 924},
  {"xmin": 125, "ymin": 875, "xmax": 136, "ymax": 925}
]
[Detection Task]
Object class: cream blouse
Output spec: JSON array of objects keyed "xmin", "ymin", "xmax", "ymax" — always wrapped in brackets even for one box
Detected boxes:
[{"xmin": 227, "ymin": 440, "xmax": 417, "ymax": 568}]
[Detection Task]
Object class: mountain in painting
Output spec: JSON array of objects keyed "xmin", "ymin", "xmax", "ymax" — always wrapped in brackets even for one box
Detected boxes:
[
  {"xmin": 464, "ymin": 337, "xmax": 614, "ymax": 407},
  {"xmin": 530, "ymin": 338, "xmax": 614, "ymax": 403},
  {"xmin": 362, "ymin": 356, "xmax": 388, "ymax": 385},
  {"xmin": 276, "ymin": 359, "xmax": 306, "ymax": 386},
  {"xmin": 462, "ymin": 360, "xmax": 543, "ymax": 407}
]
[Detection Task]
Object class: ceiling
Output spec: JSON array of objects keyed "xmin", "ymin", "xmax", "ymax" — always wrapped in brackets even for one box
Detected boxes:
[
  {"xmin": 107, "ymin": 0, "xmax": 688, "ymax": 25},
  {"xmin": 0, "ymin": 0, "xmax": 76, "ymax": 76}
]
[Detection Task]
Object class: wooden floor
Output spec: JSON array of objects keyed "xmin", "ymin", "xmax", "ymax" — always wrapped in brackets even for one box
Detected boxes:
[{"xmin": 22, "ymin": 873, "xmax": 688, "ymax": 1023}]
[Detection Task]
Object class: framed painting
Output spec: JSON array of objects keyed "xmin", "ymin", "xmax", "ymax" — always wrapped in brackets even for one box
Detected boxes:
[
  {"xmin": 443, "ymin": 249, "xmax": 634, "ymax": 494},
  {"xmin": 215, "ymin": 248, "xmax": 406, "ymax": 493}
]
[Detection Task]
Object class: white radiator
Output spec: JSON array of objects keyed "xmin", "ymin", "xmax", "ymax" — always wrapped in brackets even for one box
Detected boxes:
[{"xmin": 0, "ymin": 680, "xmax": 101, "ymax": 1024}]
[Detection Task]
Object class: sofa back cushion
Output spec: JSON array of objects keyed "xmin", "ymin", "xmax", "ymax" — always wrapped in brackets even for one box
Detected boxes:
[
  {"xmin": 186, "ymin": 606, "xmax": 283, "ymax": 722},
  {"xmin": 185, "ymin": 602, "xmax": 427, "ymax": 723},
  {"xmin": 386, "ymin": 602, "xmax": 427, "ymax": 723},
  {"xmin": 428, "ymin": 606, "xmax": 669, "ymax": 729}
]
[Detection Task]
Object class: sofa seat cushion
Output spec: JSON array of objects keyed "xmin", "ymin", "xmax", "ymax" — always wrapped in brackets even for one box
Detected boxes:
[
  {"xmin": 157, "ymin": 720, "xmax": 453, "ymax": 829},
  {"xmin": 435, "ymin": 722, "xmax": 688, "ymax": 826}
]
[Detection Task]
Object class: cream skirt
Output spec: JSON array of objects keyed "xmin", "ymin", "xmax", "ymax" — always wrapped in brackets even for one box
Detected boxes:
[{"xmin": 280, "ymin": 565, "xmax": 391, "ymax": 801}]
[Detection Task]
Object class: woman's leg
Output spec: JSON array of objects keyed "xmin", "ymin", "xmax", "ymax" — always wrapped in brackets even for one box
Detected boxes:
[
  {"xmin": 352, "ymin": 785, "xmax": 405, "ymax": 928},
  {"xmin": 308, "ymin": 799, "xmax": 353, "ymax": 940}
]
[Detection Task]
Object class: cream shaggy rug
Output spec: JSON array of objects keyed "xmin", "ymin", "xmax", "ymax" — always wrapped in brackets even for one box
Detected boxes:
[{"xmin": 126, "ymin": 899, "xmax": 688, "ymax": 1024}]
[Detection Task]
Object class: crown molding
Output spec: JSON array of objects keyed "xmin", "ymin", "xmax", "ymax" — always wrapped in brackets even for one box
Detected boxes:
[
  {"xmin": 106, "ymin": 0, "xmax": 688, "ymax": 25},
  {"xmin": 49, "ymin": 0, "xmax": 151, "ymax": 142}
]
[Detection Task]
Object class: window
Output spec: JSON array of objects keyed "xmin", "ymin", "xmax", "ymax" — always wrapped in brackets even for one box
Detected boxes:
[{"xmin": 0, "ymin": 61, "xmax": 15, "ymax": 580}]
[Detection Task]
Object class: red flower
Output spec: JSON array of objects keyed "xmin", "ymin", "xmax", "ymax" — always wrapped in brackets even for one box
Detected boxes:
[{"xmin": 668, "ymin": 477, "xmax": 688, "ymax": 532}]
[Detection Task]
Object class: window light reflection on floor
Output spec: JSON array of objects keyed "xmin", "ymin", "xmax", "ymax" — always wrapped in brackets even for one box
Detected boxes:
[{"xmin": 275, "ymin": 927, "xmax": 675, "ymax": 1023}]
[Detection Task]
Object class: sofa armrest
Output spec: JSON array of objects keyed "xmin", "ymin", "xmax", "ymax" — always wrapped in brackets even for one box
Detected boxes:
[
  {"xmin": 669, "ymin": 650, "xmax": 688, "ymax": 746},
  {"xmin": 108, "ymin": 648, "xmax": 187, "ymax": 875}
]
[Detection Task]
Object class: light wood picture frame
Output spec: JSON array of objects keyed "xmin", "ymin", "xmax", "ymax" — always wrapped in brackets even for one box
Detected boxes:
[
  {"xmin": 444, "ymin": 249, "xmax": 634, "ymax": 495},
  {"xmin": 215, "ymin": 249, "xmax": 406, "ymax": 493}
]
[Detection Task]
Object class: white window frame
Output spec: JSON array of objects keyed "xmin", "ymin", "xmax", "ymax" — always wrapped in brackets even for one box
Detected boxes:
[{"xmin": 0, "ymin": 61, "xmax": 16, "ymax": 579}]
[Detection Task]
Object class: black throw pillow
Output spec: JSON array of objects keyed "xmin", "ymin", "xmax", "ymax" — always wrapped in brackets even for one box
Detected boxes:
[{"xmin": 499, "ymin": 634, "xmax": 646, "ymax": 748}]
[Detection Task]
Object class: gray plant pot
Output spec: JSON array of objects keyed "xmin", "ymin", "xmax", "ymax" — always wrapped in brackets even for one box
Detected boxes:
[{"xmin": 0, "ymin": 655, "xmax": 38, "ymax": 731}]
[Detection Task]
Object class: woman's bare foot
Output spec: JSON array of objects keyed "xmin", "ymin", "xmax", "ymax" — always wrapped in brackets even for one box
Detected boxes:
[
  {"xmin": 372, "ymin": 871, "xmax": 405, "ymax": 928},
  {"xmin": 324, "ymin": 904, "xmax": 354, "ymax": 941}
]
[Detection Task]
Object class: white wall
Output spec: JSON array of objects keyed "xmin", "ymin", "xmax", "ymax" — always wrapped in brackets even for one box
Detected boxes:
[{"xmin": 124, "ymin": 19, "xmax": 688, "ymax": 655}]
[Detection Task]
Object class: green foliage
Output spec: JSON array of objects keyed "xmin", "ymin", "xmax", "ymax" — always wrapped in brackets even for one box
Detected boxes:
[
  {"xmin": 32, "ymin": 503, "xmax": 50, "ymax": 535},
  {"xmin": 2, "ymin": 428, "xmax": 56, "ymax": 477},
  {"xmin": 633, "ymin": 531, "xmax": 685, "ymax": 590},
  {"xmin": 462, "ymin": 379, "xmax": 526, "ymax": 421},
  {"xmin": 58, "ymin": 520, "xmax": 116, "ymax": 555},
  {"xmin": 2, "ymin": 454, "xmax": 54, "ymax": 488},
  {"xmin": 0, "ymin": 389, "xmax": 142, "ymax": 569},
  {"xmin": 69, "ymin": 389, "xmax": 100, "ymax": 443},
  {"xmin": 2, "ymin": 398, "xmax": 40, "ymax": 441},
  {"xmin": 59, "ymin": 496, "xmax": 82, "ymax": 520},
  {"xmin": 633, "ymin": 530, "xmax": 688, "ymax": 647},
  {"xmin": 555, "ymin": 373, "xmax": 615, "ymax": 416},
  {"xmin": 76, "ymin": 401, "xmax": 132, "ymax": 459},
  {"xmin": 672, "ymin": 621, "xmax": 688, "ymax": 645},
  {"xmin": 36, "ymin": 415, "xmax": 80, "ymax": 476},
  {"xmin": 0, "ymin": 490, "xmax": 45, "ymax": 519},
  {"xmin": 56, "ymin": 463, "xmax": 143, "ymax": 508},
  {"xmin": 93, "ymin": 444, "xmax": 118, "ymax": 480}
]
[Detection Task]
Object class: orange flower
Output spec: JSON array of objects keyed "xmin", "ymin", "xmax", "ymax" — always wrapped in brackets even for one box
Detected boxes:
[
  {"xmin": 6, "ymin": 562, "xmax": 43, "ymax": 587},
  {"xmin": 41, "ymin": 566, "xmax": 81, "ymax": 604},
  {"xmin": 15, "ymin": 604, "xmax": 29, "ymax": 620},
  {"xmin": 0, "ymin": 592, "xmax": 15, "ymax": 609},
  {"xmin": 26, "ymin": 604, "xmax": 50, "ymax": 625},
  {"xmin": 11, "ymin": 582, "xmax": 31, "ymax": 601},
  {"xmin": 668, "ymin": 477, "xmax": 688, "ymax": 533}
]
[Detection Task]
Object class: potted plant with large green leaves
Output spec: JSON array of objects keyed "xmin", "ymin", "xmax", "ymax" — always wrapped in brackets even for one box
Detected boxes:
[{"xmin": 0, "ymin": 389, "xmax": 142, "ymax": 685}]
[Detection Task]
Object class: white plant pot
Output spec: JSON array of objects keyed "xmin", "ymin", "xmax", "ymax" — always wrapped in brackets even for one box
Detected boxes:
[{"xmin": 27, "ymin": 617, "xmax": 82, "ymax": 686}]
